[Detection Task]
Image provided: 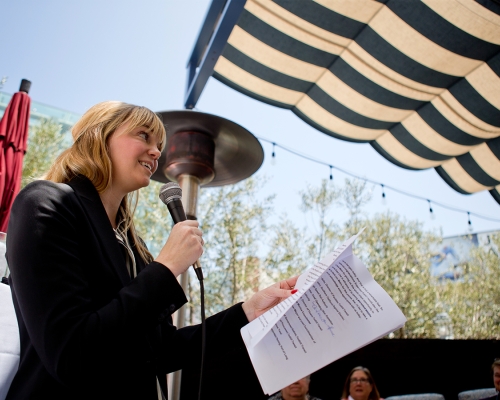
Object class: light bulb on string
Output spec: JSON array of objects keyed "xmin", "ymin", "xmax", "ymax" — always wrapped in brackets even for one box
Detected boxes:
[
  {"xmin": 428, "ymin": 200, "xmax": 435, "ymax": 220},
  {"xmin": 253, "ymin": 136, "xmax": 500, "ymax": 230},
  {"xmin": 467, "ymin": 211, "xmax": 473, "ymax": 232}
]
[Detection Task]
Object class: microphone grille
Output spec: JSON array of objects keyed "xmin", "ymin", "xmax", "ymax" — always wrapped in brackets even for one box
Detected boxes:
[{"xmin": 159, "ymin": 182, "xmax": 182, "ymax": 205}]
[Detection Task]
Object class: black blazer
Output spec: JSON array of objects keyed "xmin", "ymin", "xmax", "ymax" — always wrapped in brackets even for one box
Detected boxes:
[{"xmin": 6, "ymin": 176, "xmax": 250, "ymax": 399}]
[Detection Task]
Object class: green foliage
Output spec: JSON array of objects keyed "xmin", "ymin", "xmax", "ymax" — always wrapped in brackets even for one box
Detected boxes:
[
  {"xmin": 22, "ymin": 119, "xmax": 67, "ymax": 187},
  {"xmin": 436, "ymin": 233, "xmax": 500, "ymax": 339},
  {"xmin": 134, "ymin": 180, "xmax": 172, "ymax": 256},
  {"xmin": 297, "ymin": 178, "xmax": 442, "ymax": 338},
  {"xmin": 358, "ymin": 212, "xmax": 441, "ymax": 338},
  {"xmin": 196, "ymin": 177, "xmax": 274, "ymax": 317},
  {"xmin": 265, "ymin": 214, "xmax": 310, "ymax": 282},
  {"xmin": 338, "ymin": 178, "xmax": 372, "ymax": 237},
  {"xmin": 296, "ymin": 178, "xmax": 499, "ymax": 339},
  {"xmin": 300, "ymin": 179, "xmax": 340, "ymax": 261}
]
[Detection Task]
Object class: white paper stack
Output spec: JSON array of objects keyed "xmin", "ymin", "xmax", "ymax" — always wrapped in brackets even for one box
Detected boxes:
[{"xmin": 241, "ymin": 231, "xmax": 406, "ymax": 395}]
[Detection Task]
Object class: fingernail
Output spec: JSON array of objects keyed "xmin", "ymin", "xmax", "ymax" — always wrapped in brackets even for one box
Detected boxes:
[{"xmin": 291, "ymin": 289, "xmax": 298, "ymax": 294}]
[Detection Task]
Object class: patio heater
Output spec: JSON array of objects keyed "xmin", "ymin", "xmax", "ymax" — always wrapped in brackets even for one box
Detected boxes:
[{"xmin": 151, "ymin": 109, "xmax": 264, "ymax": 399}]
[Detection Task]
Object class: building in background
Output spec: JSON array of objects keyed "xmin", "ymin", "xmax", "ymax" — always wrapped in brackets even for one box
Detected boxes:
[
  {"xmin": 0, "ymin": 91, "xmax": 80, "ymax": 135},
  {"xmin": 431, "ymin": 230, "xmax": 499, "ymax": 280}
]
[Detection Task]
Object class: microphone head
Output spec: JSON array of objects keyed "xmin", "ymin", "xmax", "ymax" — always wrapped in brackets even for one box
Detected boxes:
[{"xmin": 159, "ymin": 182, "xmax": 182, "ymax": 205}]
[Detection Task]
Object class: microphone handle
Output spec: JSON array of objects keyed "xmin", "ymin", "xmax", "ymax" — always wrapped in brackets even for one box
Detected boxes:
[
  {"xmin": 166, "ymin": 199, "xmax": 187, "ymax": 223},
  {"xmin": 166, "ymin": 199, "xmax": 204, "ymax": 281}
]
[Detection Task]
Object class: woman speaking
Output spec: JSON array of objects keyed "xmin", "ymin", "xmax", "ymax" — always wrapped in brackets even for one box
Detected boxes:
[{"xmin": 5, "ymin": 101, "xmax": 297, "ymax": 399}]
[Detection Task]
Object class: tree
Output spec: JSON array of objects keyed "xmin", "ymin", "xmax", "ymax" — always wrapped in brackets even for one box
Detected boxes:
[
  {"xmin": 338, "ymin": 178, "xmax": 372, "ymax": 237},
  {"xmin": 436, "ymin": 233, "xmax": 500, "ymax": 339},
  {"xmin": 265, "ymin": 214, "xmax": 310, "ymax": 282},
  {"xmin": 300, "ymin": 179, "xmax": 442, "ymax": 338},
  {"xmin": 194, "ymin": 177, "xmax": 274, "ymax": 318},
  {"xmin": 134, "ymin": 180, "xmax": 172, "ymax": 256},
  {"xmin": 300, "ymin": 179, "xmax": 340, "ymax": 261},
  {"xmin": 22, "ymin": 119, "xmax": 67, "ymax": 187},
  {"xmin": 358, "ymin": 212, "xmax": 441, "ymax": 338}
]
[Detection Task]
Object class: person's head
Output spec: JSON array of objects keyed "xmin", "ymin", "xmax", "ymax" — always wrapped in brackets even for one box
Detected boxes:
[
  {"xmin": 45, "ymin": 101, "xmax": 165, "ymax": 193},
  {"xmin": 45, "ymin": 101, "xmax": 166, "ymax": 262},
  {"xmin": 281, "ymin": 376, "xmax": 311, "ymax": 400},
  {"xmin": 492, "ymin": 359, "xmax": 500, "ymax": 391},
  {"xmin": 341, "ymin": 366, "xmax": 380, "ymax": 400}
]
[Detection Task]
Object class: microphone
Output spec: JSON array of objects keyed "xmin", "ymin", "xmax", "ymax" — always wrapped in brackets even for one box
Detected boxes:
[{"xmin": 159, "ymin": 182, "xmax": 204, "ymax": 281}]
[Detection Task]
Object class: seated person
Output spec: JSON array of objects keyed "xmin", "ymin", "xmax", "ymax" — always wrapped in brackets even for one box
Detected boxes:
[
  {"xmin": 481, "ymin": 358, "xmax": 500, "ymax": 400},
  {"xmin": 268, "ymin": 375, "xmax": 322, "ymax": 400},
  {"xmin": 341, "ymin": 366, "xmax": 381, "ymax": 400}
]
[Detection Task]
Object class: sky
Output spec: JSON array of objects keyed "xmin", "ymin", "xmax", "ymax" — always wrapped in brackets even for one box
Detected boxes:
[{"xmin": 2, "ymin": 0, "xmax": 500, "ymax": 239}]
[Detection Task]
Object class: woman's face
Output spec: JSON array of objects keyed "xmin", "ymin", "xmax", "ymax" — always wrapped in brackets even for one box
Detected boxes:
[
  {"xmin": 349, "ymin": 370, "xmax": 373, "ymax": 400},
  {"xmin": 107, "ymin": 122, "xmax": 161, "ymax": 196}
]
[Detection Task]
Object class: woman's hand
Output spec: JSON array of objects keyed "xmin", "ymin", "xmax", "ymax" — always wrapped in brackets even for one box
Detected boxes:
[
  {"xmin": 154, "ymin": 220, "xmax": 204, "ymax": 277},
  {"xmin": 241, "ymin": 276, "xmax": 299, "ymax": 322}
]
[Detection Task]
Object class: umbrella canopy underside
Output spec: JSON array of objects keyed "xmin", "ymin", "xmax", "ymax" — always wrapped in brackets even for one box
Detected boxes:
[{"xmin": 212, "ymin": 0, "xmax": 500, "ymax": 203}]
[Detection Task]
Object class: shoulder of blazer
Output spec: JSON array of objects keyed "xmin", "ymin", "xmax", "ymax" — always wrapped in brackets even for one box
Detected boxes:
[
  {"xmin": 11, "ymin": 179, "xmax": 77, "ymax": 222},
  {"xmin": 65, "ymin": 175, "xmax": 103, "ymax": 203},
  {"xmin": 15, "ymin": 177, "xmax": 95, "ymax": 209},
  {"xmin": 18, "ymin": 177, "xmax": 108, "ymax": 228},
  {"xmin": 17, "ymin": 178, "xmax": 75, "ymax": 198},
  {"xmin": 12, "ymin": 177, "xmax": 131, "ymax": 288}
]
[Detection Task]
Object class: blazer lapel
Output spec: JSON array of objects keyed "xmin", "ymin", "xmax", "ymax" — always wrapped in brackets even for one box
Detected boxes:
[{"xmin": 66, "ymin": 176, "xmax": 130, "ymax": 286}]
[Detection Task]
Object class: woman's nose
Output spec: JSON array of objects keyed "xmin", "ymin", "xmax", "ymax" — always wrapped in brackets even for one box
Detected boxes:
[{"xmin": 150, "ymin": 146, "xmax": 161, "ymax": 160}]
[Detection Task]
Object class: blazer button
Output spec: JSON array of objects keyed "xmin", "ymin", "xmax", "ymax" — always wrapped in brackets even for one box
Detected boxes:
[{"xmin": 169, "ymin": 304, "xmax": 176, "ymax": 313}]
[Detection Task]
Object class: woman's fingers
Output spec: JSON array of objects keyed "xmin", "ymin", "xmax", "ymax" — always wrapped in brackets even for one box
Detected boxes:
[
  {"xmin": 154, "ymin": 220, "xmax": 204, "ymax": 277},
  {"xmin": 242, "ymin": 275, "xmax": 301, "ymax": 322},
  {"xmin": 281, "ymin": 276, "xmax": 299, "ymax": 290}
]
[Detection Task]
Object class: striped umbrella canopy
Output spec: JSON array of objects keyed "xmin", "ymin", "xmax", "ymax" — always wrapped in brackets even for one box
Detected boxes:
[{"xmin": 207, "ymin": 0, "xmax": 500, "ymax": 204}]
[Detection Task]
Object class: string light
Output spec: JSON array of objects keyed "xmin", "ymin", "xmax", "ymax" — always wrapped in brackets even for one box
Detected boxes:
[
  {"xmin": 428, "ymin": 200, "xmax": 435, "ymax": 220},
  {"xmin": 259, "ymin": 136, "xmax": 500, "ymax": 226}
]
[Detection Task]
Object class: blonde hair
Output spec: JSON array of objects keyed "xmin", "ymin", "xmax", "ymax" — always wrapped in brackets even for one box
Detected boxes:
[{"xmin": 45, "ymin": 101, "xmax": 166, "ymax": 263}]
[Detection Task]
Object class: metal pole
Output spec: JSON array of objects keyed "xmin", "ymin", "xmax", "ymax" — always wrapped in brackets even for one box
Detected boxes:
[
  {"xmin": 178, "ymin": 175, "xmax": 200, "ymax": 220},
  {"xmin": 155, "ymin": 112, "xmax": 263, "ymax": 400},
  {"xmin": 168, "ymin": 174, "xmax": 200, "ymax": 400}
]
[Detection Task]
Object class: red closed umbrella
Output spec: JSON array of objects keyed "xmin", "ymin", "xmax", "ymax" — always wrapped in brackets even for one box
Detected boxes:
[{"xmin": 0, "ymin": 79, "xmax": 31, "ymax": 232}]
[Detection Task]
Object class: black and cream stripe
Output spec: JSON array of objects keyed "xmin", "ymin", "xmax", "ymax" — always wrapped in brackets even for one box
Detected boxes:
[{"xmin": 212, "ymin": 0, "xmax": 500, "ymax": 203}]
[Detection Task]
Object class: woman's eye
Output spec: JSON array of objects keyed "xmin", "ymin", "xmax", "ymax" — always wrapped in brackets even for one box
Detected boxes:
[{"xmin": 139, "ymin": 132, "xmax": 148, "ymax": 140}]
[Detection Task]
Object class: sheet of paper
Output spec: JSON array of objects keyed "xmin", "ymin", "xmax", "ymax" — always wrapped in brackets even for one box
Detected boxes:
[
  {"xmin": 244, "ymin": 231, "xmax": 362, "ymax": 348},
  {"xmin": 241, "ymin": 231, "xmax": 406, "ymax": 395}
]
